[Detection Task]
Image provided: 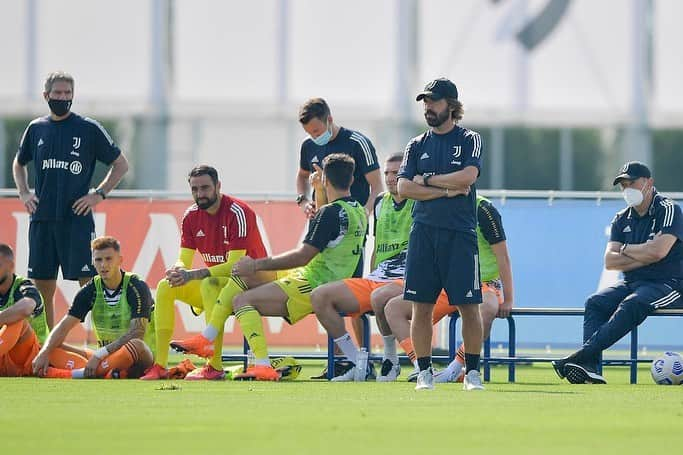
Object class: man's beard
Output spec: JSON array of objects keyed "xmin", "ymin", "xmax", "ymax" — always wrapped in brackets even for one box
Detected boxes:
[
  {"xmin": 425, "ymin": 108, "xmax": 450, "ymax": 127},
  {"xmin": 0, "ymin": 273, "xmax": 9, "ymax": 286},
  {"xmin": 195, "ymin": 194, "xmax": 218, "ymax": 210}
]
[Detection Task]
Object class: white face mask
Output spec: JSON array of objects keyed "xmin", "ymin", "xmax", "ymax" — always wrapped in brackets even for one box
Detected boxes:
[
  {"xmin": 623, "ymin": 188, "xmax": 643, "ymax": 207},
  {"xmin": 623, "ymin": 184, "xmax": 651, "ymax": 207}
]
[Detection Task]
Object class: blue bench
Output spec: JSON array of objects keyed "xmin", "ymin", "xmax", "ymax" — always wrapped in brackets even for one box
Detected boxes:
[
  {"xmin": 449, "ymin": 307, "xmax": 683, "ymax": 384},
  {"xmin": 222, "ymin": 307, "xmax": 683, "ymax": 383}
]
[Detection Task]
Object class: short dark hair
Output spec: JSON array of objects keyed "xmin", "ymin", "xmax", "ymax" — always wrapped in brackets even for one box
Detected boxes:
[
  {"xmin": 446, "ymin": 97, "xmax": 464, "ymax": 122},
  {"xmin": 386, "ymin": 152, "xmax": 404, "ymax": 164},
  {"xmin": 91, "ymin": 236, "xmax": 121, "ymax": 252},
  {"xmin": 0, "ymin": 243, "xmax": 14, "ymax": 260},
  {"xmin": 44, "ymin": 71, "xmax": 74, "ymax": 94},
  {"xmin": 188, "ymin": 165, "xmax": 219, "ymax": 185},
  {"xmin": 298, "ymin": 98, "xmax": 331, "ymax": 124},
  {"xmin": 323, "ymin": 153, "xmax": 355, "ymax": 190}
]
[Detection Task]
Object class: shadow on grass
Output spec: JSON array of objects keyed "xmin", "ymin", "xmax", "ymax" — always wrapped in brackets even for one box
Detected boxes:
[{"xmin": 495, "ymin": 389, "xmax": 581, "ymax": 395}]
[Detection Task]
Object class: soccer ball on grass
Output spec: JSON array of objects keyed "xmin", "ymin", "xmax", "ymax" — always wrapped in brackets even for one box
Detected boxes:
[{"xmin": 650, "ymin": 351, "xmax": 683, "ymax": 385}]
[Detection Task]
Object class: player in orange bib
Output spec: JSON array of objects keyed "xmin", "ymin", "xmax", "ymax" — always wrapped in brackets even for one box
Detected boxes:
[{"xmin": 0, "ymin": 243, "xmax": 87, "ymax": 377}]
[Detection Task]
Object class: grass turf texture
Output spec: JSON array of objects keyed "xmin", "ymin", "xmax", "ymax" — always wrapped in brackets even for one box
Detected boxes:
[{"xmin": 2, "ymin": 363, "xmax": 681, "ymax": 455}]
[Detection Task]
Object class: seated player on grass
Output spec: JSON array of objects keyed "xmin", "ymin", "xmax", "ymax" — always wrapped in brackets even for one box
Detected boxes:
[
  {"xmin": 370, "ymin": 195, "xmax": 514, "ymax": 383},
  {"xmin": 0, "ymin": 243, "xmax": 87, "ymax": 376},
  {"xmin": 142, "ymin": 165, "xmax": 272, "ymax": 380},
  {"xmin": 172, "ymin": 153, "xmax": 367, "ymax": 380},
  {"xmin": 32, "ymin": 236, "xmax": 154, "ymax": 379}
]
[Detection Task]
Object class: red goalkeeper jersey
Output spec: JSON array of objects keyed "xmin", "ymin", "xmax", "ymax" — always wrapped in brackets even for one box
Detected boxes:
[{"xmin": 180, "ymin": 195, "xmax": 267, "ymax": 267}]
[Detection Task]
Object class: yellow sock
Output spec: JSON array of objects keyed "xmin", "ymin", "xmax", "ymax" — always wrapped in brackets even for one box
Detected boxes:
[
  {"xmin": 154, "ymin": 280, "xmax": 175, "ymax": 368},
  {"xmin": 200, "ymin": 277, "xmax": 229, "ymax": 370},
  {"xmin": 154, "ymin": 279, "xmax": 203, "ymax": 368},
  {"xmin": 208, "ymin": 277, "xmax": 246, "ymax": 333},
  {"xmin": 235, "ymin": 305, "xmax": 269, "ymax": 360}
]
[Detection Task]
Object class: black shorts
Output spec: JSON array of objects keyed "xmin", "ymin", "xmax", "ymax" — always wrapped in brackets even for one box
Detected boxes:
[
  {"xmin": 403, "ymin": 222, "xmax": 482, "ymax": 306},
  {"xmin": 28, "ymin": 216, "xmax": 96, "ymax": 280}
]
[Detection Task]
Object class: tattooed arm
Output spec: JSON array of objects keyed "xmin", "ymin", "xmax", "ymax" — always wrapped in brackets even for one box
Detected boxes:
[{"xmin": 84, "ymin": 317, "xmax": 147, "ymax": 378}]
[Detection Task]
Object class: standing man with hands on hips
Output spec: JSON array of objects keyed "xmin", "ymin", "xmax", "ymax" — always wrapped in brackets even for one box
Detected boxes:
[{"xmin": 12, "ymin": 71, "xmax": 129, "ymax": 328}]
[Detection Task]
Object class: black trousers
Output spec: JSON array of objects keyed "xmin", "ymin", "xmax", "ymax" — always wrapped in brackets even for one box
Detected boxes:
[{"xmin": 578, "ymin": 279, "xmax": 682, "ymax": 367}]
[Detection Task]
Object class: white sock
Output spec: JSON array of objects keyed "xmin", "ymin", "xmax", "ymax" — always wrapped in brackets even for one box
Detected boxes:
[
  {"xmin": 446, "ymin": 358, "xmax": 464, "ymax": 373},
  {"xmin": 382, "ymin": 335, "xmax": 398, "ymax": 364},
  {"xmin": 334, "ymin": 333, "xmax": 358, "ymax": 364},
  {"xmin": 255, "ymin": 358, "xmax": 270, "ymax": 366},
  {"xmin": 72, "ymin": 369, "xmax": 85, "ymax": 379},
  {"xmin": 202, "ymin": 325, "xmax": 219, "ymax": 342}
]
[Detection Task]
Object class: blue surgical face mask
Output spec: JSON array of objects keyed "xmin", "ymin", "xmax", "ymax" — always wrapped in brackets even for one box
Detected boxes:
[{"xmin": 311, "ymin": 121, "xmax": 332, "ymax": 146}]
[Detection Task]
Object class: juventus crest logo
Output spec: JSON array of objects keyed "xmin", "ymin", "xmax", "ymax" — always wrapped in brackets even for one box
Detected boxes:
[
  {"xmin": 73, "ymin": 137, "xmax": 81, "ymax": 149},
  {"xmin": 452, "ymin": 145, "xmax": 462, "ymax": 158}
]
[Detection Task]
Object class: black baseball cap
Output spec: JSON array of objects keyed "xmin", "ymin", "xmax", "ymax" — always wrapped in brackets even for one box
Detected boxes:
[
  {"xmin": 416, "ymin": 78, "xmax": 458, "ymax": 101},
  {"xmin": 612, "ymin": 161, "xmax": 651, "ymax": 186}
]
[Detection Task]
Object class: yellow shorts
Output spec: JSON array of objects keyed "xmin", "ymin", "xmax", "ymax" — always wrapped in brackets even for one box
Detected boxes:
[{"xmin": 274, "ymin": 270, "xmax": 314, "ymax": 324}]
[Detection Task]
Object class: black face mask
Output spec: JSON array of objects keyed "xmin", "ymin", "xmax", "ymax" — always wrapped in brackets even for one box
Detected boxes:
[{"xmin": 48, "ymin": 98, "xmax": 72, "ymax": 117}]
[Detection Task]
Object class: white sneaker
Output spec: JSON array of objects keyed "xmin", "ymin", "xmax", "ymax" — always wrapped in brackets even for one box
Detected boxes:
[
  {"xmin": 376, "ymin": 359, "xmax": 401, "ymax": 382},
  {"xmin": 434, "ymin": 364, "xmax": 464, "ymax": 383},
  {"xmin": 415, "ymin": 368, "xmax": 434, "ymax": 391},
  {"xmin": 354, "ymin": 351, "xmax": 369, "ymax": 382},
  {"xmin": 463, "ymin": 369, "xmax": 485, "ymax": 391},
  {"xmin": 331, "ymin": 366, "xmax": 357, "ymax": 382}
]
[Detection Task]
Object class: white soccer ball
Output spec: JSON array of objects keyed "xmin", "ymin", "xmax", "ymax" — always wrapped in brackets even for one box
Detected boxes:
[{"xmin": 650, "ymin": 351, "xmax": 683, "ymax": 385}]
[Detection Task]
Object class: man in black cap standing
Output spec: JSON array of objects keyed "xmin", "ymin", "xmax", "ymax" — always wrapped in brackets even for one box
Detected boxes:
[
  {"xmin": 397, "ymin": 77, "xmax": 485, "ymax": 391},
  {"xmin": 553, "ymin": 161, "xmax": 683, "ymax": 384}
]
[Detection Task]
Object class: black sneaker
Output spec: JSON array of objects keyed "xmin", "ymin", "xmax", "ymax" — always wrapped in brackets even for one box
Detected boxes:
[
  {"xmin": 564, "ymin": 363, "xmax": 607, "ymax": 384},
  {"xmin": 551, "ymin": 358, "xmax": 568, "ymax": 379},
  {"xmin": 310, "ymin": 360, "xmax": 354, "ymax": 379}
]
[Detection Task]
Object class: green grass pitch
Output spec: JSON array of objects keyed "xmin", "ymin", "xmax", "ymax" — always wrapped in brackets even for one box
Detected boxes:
[{"xmin": 2, "ymin": 362, "xmax": 682, "ymax": 454}]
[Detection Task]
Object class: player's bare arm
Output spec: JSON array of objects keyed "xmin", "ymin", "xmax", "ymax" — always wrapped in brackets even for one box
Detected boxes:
[
  {"xmin": 422, "ymin": 165, "xmax": 478, "ymax": 190},
  {"xmin": 297, "ymin": 167, "xmax": 315, "ymax": 218},
  {"xmin": 232, "ymin": 244, "xmax": 320, "ymax": 277},
  {"xmin": 310, "ymin": 163, "xmax": 327, "ymax": 208},
  {"xmin": 491, "ymin": 241, "xmax": 514, "ymax": 318},
  {"xmin": 397, "ymin": 177, "xmax": 466, "ymax": 201},
  {"xmin": 618, "ymin": 232, "xmax": 677, "ymax": 265},
  {"xmin": 604, "ymin": 241, "xmax": 647, "ymax": 271},
  {"xmin": 12, "ymin": 155, "xmax": 38, "ymax": 214},
  {"xmin": 32, "ymin": 315, "xmax": 80, "ymax": 376},
  {"xmin": 83, "ymin": 317, "xmax": 147, "ymax": 378},
  {"xmin": 0, "ymin": 297, "xmax": 37, "ymax": 326},
  {"xmin": 73, "ymin": 153, "xmax": 129, "ymax": 215},
  {"xmin": 364, "ymin": 169, "xmax": 383, "ymax": 215}
]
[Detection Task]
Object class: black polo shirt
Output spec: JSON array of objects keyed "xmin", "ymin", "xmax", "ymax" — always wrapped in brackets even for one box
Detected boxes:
[
  {"xmin": 397, "ymin": 125, "xmax": 482, "ymax": 231},
  {"xmin": 16, "ymin": 112, "xmax": 121, "ymax": 221},
  {"xmin": 299, "ymin": 127, "xmax": 379, "ymax": 206},
  {"xmin": 610, "ymin": 192, "xmax": 683, "ymax": 282}
]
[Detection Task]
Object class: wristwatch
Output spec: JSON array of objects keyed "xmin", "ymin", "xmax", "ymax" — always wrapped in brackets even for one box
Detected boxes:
[
  {"xmin": 94, "ymin": 188, "xmax": 106, "ymax": 200},
  {"xmin": 296, "ymin": 194, "xmax": 307, "ymax": 206}
]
